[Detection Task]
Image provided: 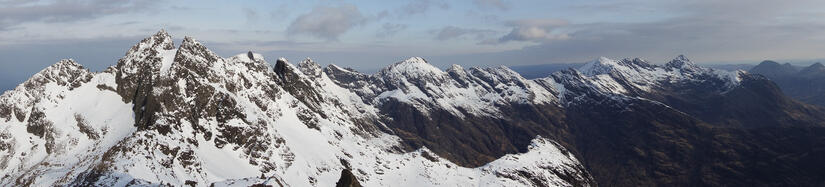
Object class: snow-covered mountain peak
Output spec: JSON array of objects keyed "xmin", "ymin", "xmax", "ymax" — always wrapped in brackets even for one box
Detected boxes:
[
  {"xmin": 621, "ymin": 58, "xmax": 655, "ymax": 68},
  {"xmin": 46, "ymin": 59, "xmax": 84, "ymax": 73},
  {"xmin": 170, "ymin": 36, "xmax": 223, "ymax": 74},
  {"xmin": 578, "ymin": 56, "xmax": 619, "ymax": 76},
  {"xmin": 447, "ymin": 64, "xmax": 464, "ymax": 72},
  {"xmin": 175, "ymin": 36, "xmax": 222, "ymax": 64},
  {"xmin": 596, "ymin": 56, "xmax": 612, "ymax": 63},
  {"xmin": 402, "ymin": 56, "xmax": 428, "ymax": 64},
  {"xmin": 298, "ymin": 57, "xmax": 321, "ymax": 70},
  {"xmin": 326, "ymin": 63, "xmax": 346, "ymax": 72},
  {"xmin": 178, "ymin": 36, "xmax": 217, "ymax": 59},
  {"xmin": 18, "ymin": 59, "xmax": 93, "ymax": 91},
  {"xmin": 116, "ymin": 30, "xmax": 175, "ymax": 77},
  {"xmin": 180, "ymin": 36, "xmax": 197, "ymax": 46},
  {"xmin": 154, "ymin": 29, "xmax": 171, "ymax": 40},
  {"xmin": 377, "ymin": 57, "xmax": 446, "ymax": 83},
  {"xmin": 127, "ymin": 29, "xmax": 174, "ymax": 56},
  {"xmin": 228, "ymin": 51, "xmax": 266, "ymax": 64},
  {"xmin": 562, "ymin": 54, "xmax": 747, "ymax": 97},
  {"xmin": 486, "ymin": 65, "xmax": 522, "ymax": 77},
  {"xmin": 465, "ymin": 66, "xmax": 526, "ymax": 86},
  {"xmin": 298, "ymin": 57, "xmax": 323, "ymax": 78},
  {"xmin": 149, "ymin": 30, "xmax": 174, "ymax": 50},
  {"xmin": 323, "ymin": 64, "xmax": 372, "ymax": 92},
  {"xmin": 325, "ymin": 64, "xmax": 365, "ymax": 78},
  {"xmin": 274, "ymin": 56, "xmax": 322, "ymax": 87},
  {"xmin": 324, "ymin": 64, "xmax": 368, "ymax": 82},
  {"xmin": 36, "ymin": 59, "xmax": 88, "ymax": 80},
  {"xmin": 672, "ymin": 54, "xmax": 691, "ymax": 64},
  {"xmin": 446, "ymin": 64, "xmax": 469, "ymax": 78},
  {"xmin": 231, "ymin": 51, "xmax": 264, "ymax": 62},
  {"xmin": 225, "ymin": 52, "xmax": 271, "ymax": 76},
  {"xmin": 387, "ymin": 57, "xmax": 434, "ymax": 70},
  {"xmin": 666, "ymin": 55, "xmax": 700, "ymax": 72},
  {"xmin": 579, "ymin": 57, "xmax": 661, "ymax": 76}
]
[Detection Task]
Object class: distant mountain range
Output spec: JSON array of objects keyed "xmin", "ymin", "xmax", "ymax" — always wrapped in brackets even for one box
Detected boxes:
[
  {"xmin": 750, "ymin": 60, "xmax": 825, "ymax": 106},
  {"xmin": 509, "ymin": 63, "xmax": 756, "ymax": 79},
  {"xmin": 2, "ymin": 31, "xmax": 825, "ymax": 186}
]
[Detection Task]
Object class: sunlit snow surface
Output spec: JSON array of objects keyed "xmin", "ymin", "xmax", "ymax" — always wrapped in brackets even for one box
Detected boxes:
[
  {"xmin": 0, "ymin": 68, "xmax": 135, "ymax": 185},
  {"xmin": 371, "ymin": 57, "xmax": 560, "ymax": 118}
]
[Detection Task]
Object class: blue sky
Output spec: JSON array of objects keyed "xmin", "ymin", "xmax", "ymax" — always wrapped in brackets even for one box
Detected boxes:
[{"xmin": 2, "ymin": 0, "xmax": 825, "ymax": 91}]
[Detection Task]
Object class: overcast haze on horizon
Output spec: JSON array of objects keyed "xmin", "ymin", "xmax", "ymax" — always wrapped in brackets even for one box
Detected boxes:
[{"xmin": 2, "ymin": 0, "xmax": 825, "ymax": 91}]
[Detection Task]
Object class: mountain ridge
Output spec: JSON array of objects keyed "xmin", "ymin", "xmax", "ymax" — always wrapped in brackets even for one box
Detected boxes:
[
  {"xmin": 2, "ymin": 31, "xmax": 825, "ymax": 186},
  {"xmin": 0, "ymin": 31, "xmax": 594, "ymax": 186},
  {"xmin": 750, "ymin": 60, "xmax": 825, "ymax": 106}
]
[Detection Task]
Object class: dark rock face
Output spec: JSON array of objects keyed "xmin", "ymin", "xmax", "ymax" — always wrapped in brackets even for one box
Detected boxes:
[
  {"xmin": 750, "ymin": 61, "xmax": 825, "ymax": 106},
  {"xmin": 335, "ymin": 169, "xmax": 362, "ymax": 187},
  {"xmin": 25, "ymin": 109, "xmax": 50, "ymax": 138},
  {"xmin": 0, "ymin": 105, "xmax": 9, "ymax": 122},
  {"xmin": 550, "ymin": 65, "xmax": 825, "ymax": 186},
  {"xmin": 273, "ymin": 58, "xmax": 290, "ymax": 81},
  {"xmin": 750, "ymin": 60, "xmax": 799, "ymax": 78},
  {"xmin": 377, "ymin": 99, "xmax": 570, "ymax": 167},
  {"xmin": 114, "ymin": 30, "xmax": 174, "ymax": 103},
  {"xmin": 113, "ymin": 30, "xmax": 174, "ymax": 130},
  {"xmin": 564, "ymin": 97, "xmax": 707, "ymax": 186},
  {"xmin": 650, "ymin": 74, "xmax": 825, "ymax": 128},
  {"xmin": 272, "ymin": 58, "xmax": 325, "ymax": 116},
  {"xmin": 562, "ymin": 61, "xmax": 825, "ymax": 186},
  {"xmin": 563, "ymin": 94, "xmax": 825, "ymax": 186},
  {"xmin": 97, "ymin": 32, "xmax": 291, "ymax": 181}
]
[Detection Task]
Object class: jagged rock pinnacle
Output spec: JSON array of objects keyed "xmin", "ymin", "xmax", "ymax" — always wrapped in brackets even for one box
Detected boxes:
[
  {"xmin": 299, "ymin": 57, "xmax": 323, "ymax": 78},
  {"xmin": 274, "ymin": 57, "xmax": 290, "ymax": 80}
]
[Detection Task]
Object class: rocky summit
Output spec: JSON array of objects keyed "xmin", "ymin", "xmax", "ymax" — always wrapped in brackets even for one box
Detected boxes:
[{"xmin": 2, "ymin": 31, "xmax": 825, "ymax": 186}]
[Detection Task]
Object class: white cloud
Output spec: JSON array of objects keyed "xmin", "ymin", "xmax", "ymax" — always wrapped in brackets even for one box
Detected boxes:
[
  {"xmin": 286, "ymin": 5, "xmax": 367, "ymax": 41},
  {"xmin": 492, "ymin": 18, "xmax": 571, "ymax": 44},
  {"xmin": 0, "ymin": 0, "xmax": 162, "ymax": 30}
]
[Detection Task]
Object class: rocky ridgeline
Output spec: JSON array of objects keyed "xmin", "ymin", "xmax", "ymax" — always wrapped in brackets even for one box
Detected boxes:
[
  {"xmin": 0, "ymin": 31, "xmax": 595, "ymax": 186},
  {"xmin": 2, "ymin": 30, "xmax": 825, "ymax": 186}
]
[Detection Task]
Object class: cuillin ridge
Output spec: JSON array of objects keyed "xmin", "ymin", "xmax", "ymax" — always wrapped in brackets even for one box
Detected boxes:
[{"xmin": 2, "ymin": 30, "xmax": 825, "ymax": 186}]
